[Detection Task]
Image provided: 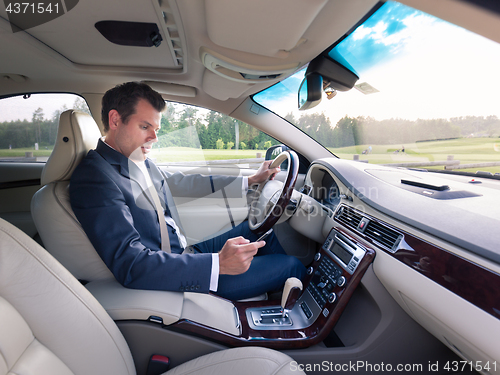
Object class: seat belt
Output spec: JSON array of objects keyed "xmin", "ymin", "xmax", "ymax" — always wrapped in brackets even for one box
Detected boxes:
[
  {"xmin": 147, "ymin": 354, "xmax": 170, "ymax": 375},
  {"xmin": 136, "ymin": 160, "xmax": 171, "ymax": 253},
  {"xmin": 148, "ymin": 185, "xmax": 171, "ymax": 253}
]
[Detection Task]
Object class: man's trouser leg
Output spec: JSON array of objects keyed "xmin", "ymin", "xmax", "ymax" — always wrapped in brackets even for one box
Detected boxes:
[{"xmin": 193, "ymin": 221, "xmax": 306, "ymax": 300}]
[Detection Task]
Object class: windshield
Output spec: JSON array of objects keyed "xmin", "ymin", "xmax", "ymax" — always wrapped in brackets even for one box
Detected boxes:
[{"xmin": 254, "ymin": 1, "xmax": 500, "ymax": 175}]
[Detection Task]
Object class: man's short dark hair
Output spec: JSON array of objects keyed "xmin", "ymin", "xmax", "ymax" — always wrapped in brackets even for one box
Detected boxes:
[{"xmin": 101, "ymin": 82, "xmax": 166, "ymax": 132}]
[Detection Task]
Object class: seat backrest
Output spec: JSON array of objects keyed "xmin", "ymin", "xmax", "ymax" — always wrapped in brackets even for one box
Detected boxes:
[
  {"xmin": 31, "ymin": 110, "xmax": 114, "ymax": 282},
  {"xmin": 0, "ymin": 218, "xmax": 136, "ymax": 375}
]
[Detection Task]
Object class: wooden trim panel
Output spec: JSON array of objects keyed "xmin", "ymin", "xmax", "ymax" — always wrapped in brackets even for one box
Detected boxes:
[{"xmin": 334, "ymin": 206, "xmax": 500, "ymax": 320}]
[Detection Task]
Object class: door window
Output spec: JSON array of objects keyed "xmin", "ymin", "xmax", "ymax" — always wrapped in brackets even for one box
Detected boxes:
[
  {"xmin": 0, "ymin": 93, "xmax": 90, "ymax": 163},
  {"xmin": 151, "ymin": 102, "xmax": 279, "ymax": 170}
]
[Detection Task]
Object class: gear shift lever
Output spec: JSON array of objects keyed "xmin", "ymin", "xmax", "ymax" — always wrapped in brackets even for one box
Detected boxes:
[
  {"xmin": 246, "ymin": 277, "xmax": 303, "ymax": 328},
  {"xmin": 281, "ymin": 277, "xmax": 303, "ymax": 318}
]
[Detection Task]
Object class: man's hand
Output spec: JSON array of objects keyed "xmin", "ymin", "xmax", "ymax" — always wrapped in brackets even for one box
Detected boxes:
[
  {"xmin": 248, "ymin": 160, "xmax": 280, "ymax": 186},
  {"xmin": 219, "ymin": 237, "xmax": 265, "ymax": 275}
]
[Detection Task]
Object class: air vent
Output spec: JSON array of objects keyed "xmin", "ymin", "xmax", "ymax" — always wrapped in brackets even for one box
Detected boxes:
[
  {"xmin": 334, "ymin": 205, "xmax": 404, "ymax": 253},
  {"xmin": 364, "ymin": 220, "xmax": 402, "ymax": 252},
  {"xmin": 161, "ymin": 10, "xmax": 183, "ymax": 66},
  {"xmin": 154, "ymin": 0, "xmax": 186, "ymax": 70},
  {"xmin": 335, "ymin": 206, "xmax": 363, "ymax": 231}
]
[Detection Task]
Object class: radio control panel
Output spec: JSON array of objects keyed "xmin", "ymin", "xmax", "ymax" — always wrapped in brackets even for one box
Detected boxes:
[
  {"xmin": 245, "ymin": 227, "xmax": 374, "ymax": 334},
  {"xmin": 299, "ymin": 228, "xmax": 369, "ymax": 321},
  {"xmin": 322, "ymin": 230, "xmax": 367, "ymax": 275},
  {"xmin": 307, "ymin": 256, "xmax": 343, "ymax": 309}
]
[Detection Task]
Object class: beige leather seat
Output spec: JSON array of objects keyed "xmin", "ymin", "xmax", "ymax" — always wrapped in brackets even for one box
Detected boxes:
[
  {"xmin": 0, "ymin": 217, "xmax": 304, "ymax": 375},
  {"xmin": 28, "ymin": 110, "xmax": 268, "ymax": 342},
  {"xmin": 31, "ymin": 109, "xmax": 267, "ymax": 301},
  {"xmin": 31, "ymin": 109, "xmax": 114, "ymax": 282}
]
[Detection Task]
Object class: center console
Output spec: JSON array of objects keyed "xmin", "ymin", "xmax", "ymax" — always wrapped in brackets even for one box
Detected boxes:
[
  {"xmin": 246, "ymin": 228, "xmax": 372, "ymax": 333},
  {"xmin": 299, "ymin": 229, "xmax": 369, "ymax": 323},
  {"xmin": 223, "ymin": 228, "xmax": 375, "ymax": 348},
  {"xmin": 92, "ymin": 226, "xmax": 375, "ymax": 350}
]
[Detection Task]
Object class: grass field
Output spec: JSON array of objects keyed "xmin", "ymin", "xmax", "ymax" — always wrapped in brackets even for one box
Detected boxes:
[
  {"xmin": 329, "ymin": 138, "xmax": 500, "ymax": 174},
  {"xmin": 2, "ymin": 138, "xmax": 499, "ymax": 174},
  {"xmin": 149, "ymin": 147, "xmax": 266, "ymax": 163},
  {"xmin": 0, "ymin": 147, "xmax": 53, "ymax": 158}
]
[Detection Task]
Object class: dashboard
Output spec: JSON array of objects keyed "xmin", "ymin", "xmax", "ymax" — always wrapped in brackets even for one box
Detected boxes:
[
  {"xmin": 298, "ymin": 164, "xmax": 344, "ymax": 218},
  {"xmin": 288, "ymin": 158, "xmax": 500, "ymax": 369},
  {"xmin": 157, "ymin": 158, "xmax": 500, "ymax": 362},
  {"xmin": 318, "ymin": 171, "xmax": 341, "ymax": 210}
]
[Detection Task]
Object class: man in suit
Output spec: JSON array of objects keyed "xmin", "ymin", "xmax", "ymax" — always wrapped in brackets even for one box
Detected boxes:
[{"xmin": 70, "ymin": 82, "xmax": 305, "ymax": 300}]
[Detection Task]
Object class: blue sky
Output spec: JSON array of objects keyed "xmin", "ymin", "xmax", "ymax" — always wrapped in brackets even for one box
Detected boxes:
[
  {"xmin": 253, "ymin": 1, "xmax": 500, "ymax": 126},
  {"xmin": 254, "ymin": 1, "xmax": 425, "ymax": 114},
  {"xmin": 329, "ymin": 2, "xmax": 421, "ymax": 75}
]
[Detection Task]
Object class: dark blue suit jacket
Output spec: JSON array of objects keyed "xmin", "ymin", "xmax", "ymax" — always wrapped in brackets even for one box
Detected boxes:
[{"xmin": 70, "ymin": 139, "xmax": 241, "ymax": 293}]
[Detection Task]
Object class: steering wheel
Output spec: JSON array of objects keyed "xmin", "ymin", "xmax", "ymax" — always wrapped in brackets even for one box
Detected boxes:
[{"xmin": 248, "ymin": 150, "xmax": 299, "ymax": 234}]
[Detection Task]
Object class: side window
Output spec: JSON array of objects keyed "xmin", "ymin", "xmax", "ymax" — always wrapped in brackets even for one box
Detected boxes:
[
  {"xmin": 151, "ymin": 103, "xmax": 280, "ymax": 170},
  {"xmin": 0, "ymin": 93, "xmax": 90, "ymax": 163},
  {"xmin": 153, "ymin": 103, "xmax": 281, "ymax": 243}
]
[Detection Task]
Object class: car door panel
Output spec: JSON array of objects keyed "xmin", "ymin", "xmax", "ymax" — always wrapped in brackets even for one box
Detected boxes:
[{"xmin": 0, "ymin": 162, "xmax": 44, "ymax": 237}]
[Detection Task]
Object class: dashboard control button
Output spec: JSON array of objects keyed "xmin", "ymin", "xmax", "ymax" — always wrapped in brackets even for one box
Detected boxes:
[
  {"xmin": 328, "ymin": 292, "xmax": 337, "ymax": 304},
  {"xmin": 307, "ymin": 266, "xmax": 314, "ymax": 275},
  {"xmin": 337, "ymin": 276, "xmax": 346, "ymax": 287},
  {"xmin": 318, "ymin": 276, "xmax": 328, "ymax": 289},
  {"xmin": 314, "ymin": 253, "xmax": 322, "ymax": 262},
  {"xmin": 300, "ymin": 302, "xmax": 313, "ymax": 319}
]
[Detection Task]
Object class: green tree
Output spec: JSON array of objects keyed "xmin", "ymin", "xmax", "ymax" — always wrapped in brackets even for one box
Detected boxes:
[
  {"xmin": 32, "ymin": 108, "xmax": 44, "ymax": 146},
  {"xmin": 157, "ymin": 102, "xmax": 176, "ymax": 137},
  {"xmin": 237, "ymin": 121, "xmax": 260, "ymax": 148},
  {"xmin": 332, "ymin": 116, "xmax": 356, "ymax": 147},
  {"xmin": 216, "ymin": 138, "xmax": 224, "ymax": 149},
  {"xmin": 72, "ymin": 97, "xmax": 91, "ymax": 115},
  {"xmin": 180, "ymin": 106, "xmax": 198, "ymax": 129}
]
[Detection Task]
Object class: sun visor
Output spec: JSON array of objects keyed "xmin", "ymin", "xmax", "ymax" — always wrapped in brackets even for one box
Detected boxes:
[
  {"xmin": 142, "ymin": 81, "xmax": 197, "ymax": 98},
  {"xmin": 205, "ymin": 0, "xmax": 328, "ymax": 58},
  {"xmin": 202, "ymin": 70, "xmax": 253, "ymax": 100}
]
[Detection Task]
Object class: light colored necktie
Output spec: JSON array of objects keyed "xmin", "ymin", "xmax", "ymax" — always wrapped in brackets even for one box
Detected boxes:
[{"xmin": 148, "ymin": 185, "xmax": 171, "ymax": 253}]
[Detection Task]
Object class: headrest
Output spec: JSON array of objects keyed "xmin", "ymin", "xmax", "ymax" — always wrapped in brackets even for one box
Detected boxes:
[{"xmin": 41, "ymin": 110, "xmax": 102, "ymax": 186}]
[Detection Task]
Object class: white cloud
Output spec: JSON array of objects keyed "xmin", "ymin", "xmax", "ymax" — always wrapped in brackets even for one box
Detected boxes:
[{"xmin": 268, "ymin": 12, "xmax": 500, "ymax": 127}]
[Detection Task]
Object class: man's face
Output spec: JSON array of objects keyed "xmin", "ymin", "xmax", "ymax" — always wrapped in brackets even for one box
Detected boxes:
[{"xmin": 107, "ymin": 99, "xmax": 161, "ymax": 161}]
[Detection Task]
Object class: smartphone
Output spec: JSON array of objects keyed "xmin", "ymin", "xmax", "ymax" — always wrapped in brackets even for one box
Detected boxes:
[{"xmin": 256, "ymin": 228, "xmax": 273, "ymax": 242}]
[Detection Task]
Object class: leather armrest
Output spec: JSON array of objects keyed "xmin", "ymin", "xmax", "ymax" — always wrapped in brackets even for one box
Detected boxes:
[
  {"xmin": 181, "ymin": 293, "xmax": 240, "ymax": 336},
  {"xmin": 85, "ymin": 279, "xmax": 184, "ymax": 325},
  {"xmin": 86, "ymin": 279, "xmax": 240, "ymax": 335}
]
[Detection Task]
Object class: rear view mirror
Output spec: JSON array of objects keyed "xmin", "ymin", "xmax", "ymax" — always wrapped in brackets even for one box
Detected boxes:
[
  {"xmin": 298, "ymin": 55, "xmax": 358, "ymax": 111},
  {"xmin": 298, "ymin": 73, "xmax": 323, "ymax": 111}
]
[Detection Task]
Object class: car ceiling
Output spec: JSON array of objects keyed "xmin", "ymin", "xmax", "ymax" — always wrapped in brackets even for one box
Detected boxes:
[
  {"xmin": 0, "ymin": 0, "xmax": 376, "ymax": 112},
  {"xmin": 1, "ymin": 0, "xmax": 499, "ymax": 117}
]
